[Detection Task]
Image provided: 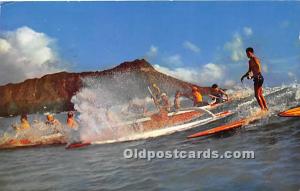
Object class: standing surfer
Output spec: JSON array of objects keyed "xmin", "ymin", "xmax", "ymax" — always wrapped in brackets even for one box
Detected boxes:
[{"xmin": 241, "ymin": 47, "xmax": 268, "ymax": 111}]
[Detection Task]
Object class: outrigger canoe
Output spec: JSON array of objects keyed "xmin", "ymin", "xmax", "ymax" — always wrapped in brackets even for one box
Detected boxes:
[
  {"xmin": 278, "ymin": 106, "xmax": 300, "ymax": 117},
  {"xmin": 66, "ymin": 108, "xmax": 233, "ymax": 149},
  {"xmin": 0, "ymin": 104, "xmax": 231, "ymax": 149}
]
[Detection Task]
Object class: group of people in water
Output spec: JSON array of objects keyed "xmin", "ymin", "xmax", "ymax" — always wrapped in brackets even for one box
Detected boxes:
[{"xmin": 16, "ymin": 111, "xmax": 78, "ymax": 132}]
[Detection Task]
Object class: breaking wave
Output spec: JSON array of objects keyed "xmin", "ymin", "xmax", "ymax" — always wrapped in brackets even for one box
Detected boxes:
[{"xmin": 71, "ymin": 76, "xmax": 299, "ymax": 144}]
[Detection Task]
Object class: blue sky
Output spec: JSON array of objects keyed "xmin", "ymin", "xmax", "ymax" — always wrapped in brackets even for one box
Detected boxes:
[{"xmin": 0, "ymin": 2, "xmax": 299, "ymax": 86}]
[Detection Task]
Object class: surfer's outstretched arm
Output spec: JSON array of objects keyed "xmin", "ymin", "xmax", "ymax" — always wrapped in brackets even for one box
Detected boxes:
[{"xmin": 241, "ymin": 66, "xmax": 251, "ymax": 82}]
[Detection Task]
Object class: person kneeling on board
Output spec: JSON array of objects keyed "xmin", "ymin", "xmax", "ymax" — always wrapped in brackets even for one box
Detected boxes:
[{"xmin": 209, "ymin": 84, "xmax": 229, "ymax": 105}]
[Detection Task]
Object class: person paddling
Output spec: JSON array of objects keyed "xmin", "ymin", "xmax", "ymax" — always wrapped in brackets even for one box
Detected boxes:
[
  {"xmin": 241, "ymin": 47, "xmax": 268, "ymax": 111},
  {"xmin": 45, "ymin": 114, "xmax": 61, "ymax": 126},
  {"xmin": 174, "ymin": 91, "xmax": 182, "ymax": 110},
  {"xmin": 149, "ymin": 83, "xmax": 162, "ymax": 108},
  {"xmin": 19, "ymin": 114, "xmax": 30, "ymax": 130},
  {"xmin": 66, "ymin": 111, "xmax": 78, "ymax": 129},
  {"xmin": 181, "ymin": 86, "xmax": 208, "ymax": 107},
  {"xmin": 160, "ymin": 93, "xmax": 171, "ymax": 112}
]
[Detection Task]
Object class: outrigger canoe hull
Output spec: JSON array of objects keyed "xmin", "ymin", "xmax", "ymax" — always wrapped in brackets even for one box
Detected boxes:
[
  {"xmin": 66, "ymin": 110, "xmax": 233, "ymax": 149},
  {"xmin": 0, "ymin": 133, "xmax": 66, "ymax": 149}
]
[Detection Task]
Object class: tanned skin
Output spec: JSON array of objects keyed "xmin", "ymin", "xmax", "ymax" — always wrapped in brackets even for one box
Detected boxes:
[{"xmin": 241, "ymin": 48, "xmax": 268, "ymax": 111}]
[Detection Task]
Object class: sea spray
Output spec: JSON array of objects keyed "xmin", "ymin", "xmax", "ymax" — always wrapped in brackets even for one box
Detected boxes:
[
  {"xmin": 71, "ymin": 72, "xmax": 153, "ymax": 143},
  {"xmin": 234, "ymin": 83, "xmax": 300, "ymax": 118},
  {"xmin": 295, "ymin": 85, "xmax": 300, "ymax": 100},
  {"xmin": 71, "ymin": 76, "xmax": 300, "ymax": 144},
  {"xmin": 0, "ymin": 117, "xmax": 68, "ymax": 145}
]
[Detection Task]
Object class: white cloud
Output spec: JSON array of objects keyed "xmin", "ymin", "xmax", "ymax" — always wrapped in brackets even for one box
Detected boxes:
[
  {"xmin": 163, "ymin": 54, "xmax": 183, "ymax": 66},
  {"xmin": 243, "ymin": 27, "xmax": 253, "ymax": 36},
  {"xmin": 0, "ymin": 26, "xmax": 65, "ymax": 85},
  {"xmin": 146, "ymin": 45, "xmax": 158, "ymax": 58},
  {"xmin": 154, "ymin": 64, "xmax": 197, "ymax": 83},
  {"xmin": 224, "ymin": 33, "xmax": 246, "ymax": 62},
  {"xmin": 288, "ymin": 72, "xmax": 295, "ymax": 78},
  {"xmin": 0, "ymin": 39, "xmax": 11, "ymax": 53},
  {"xmin": 183, "ymin": 41, "xmax": 200, "ymax": 53},
  {"xmin": 154, "ymin": 63, "xmax": 224, "ymax": 85},
  {"xmin": 224, "ymin": 80, "xmax": 236, "ymax": 88},
  {"xmin": 200, "ymin": 63, "xmax": 224, "ymax": 82}
]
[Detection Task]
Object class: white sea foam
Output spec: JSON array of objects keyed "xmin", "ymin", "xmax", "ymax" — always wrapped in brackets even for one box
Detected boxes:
[{"xmin": 71, "ymin": 73, "xmax": 153, "ymax": 143}]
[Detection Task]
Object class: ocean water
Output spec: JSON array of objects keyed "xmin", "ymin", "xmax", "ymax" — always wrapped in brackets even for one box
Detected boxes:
[{"xmin": 0, "ymin": 84, "xmax": 299, "ymax": 191}]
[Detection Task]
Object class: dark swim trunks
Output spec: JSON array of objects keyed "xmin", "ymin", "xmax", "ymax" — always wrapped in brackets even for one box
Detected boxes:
[{"xmin": 253, "ymin": 74, "xmax": 264, "ymax": 87}]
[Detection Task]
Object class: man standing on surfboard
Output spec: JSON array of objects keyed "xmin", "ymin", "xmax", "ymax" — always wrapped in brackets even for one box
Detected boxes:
[{"xmin": 241, "ymin": 47, "xmax": 268, "ymax": 111}]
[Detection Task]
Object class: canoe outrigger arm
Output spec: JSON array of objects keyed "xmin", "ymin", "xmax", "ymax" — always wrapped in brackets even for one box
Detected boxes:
[{"xmin": 178, "ymin": 107, "xmax": 216, "ymax": 118}]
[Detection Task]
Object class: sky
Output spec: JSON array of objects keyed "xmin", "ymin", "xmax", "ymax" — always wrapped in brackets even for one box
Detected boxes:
[{"xmin": 0, "ymin": 2, "xmax": 299, "ymax": 87}]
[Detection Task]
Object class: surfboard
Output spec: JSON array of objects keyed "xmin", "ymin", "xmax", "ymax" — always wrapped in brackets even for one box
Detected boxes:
[
  {"xmin": 187, "ymin": 119, "xmax": 246, "ymax": 138},
  {"xmin": 278, "ymin": 106, "xmax": 300, "ymax": 117},
  {"xmin": 187, "ymin": 110, "xmax": 269, "ymax": 139}
]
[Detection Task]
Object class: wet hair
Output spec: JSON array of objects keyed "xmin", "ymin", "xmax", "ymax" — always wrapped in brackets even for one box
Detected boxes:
[
  {"xmin": 67, "ymin": 111, "xmax": 74, "ymax": 118},
  {"xmin": 21, "ymin": 114, "xmax": 27, "ymax": 120},
  {"xmin": 192, "ymin": 86, "xmax": 198, "ymax": 91},
  {"xmin": 246, "ymin": 47, "xmax": 254, "ymax": 53},
  {"xmin": 211, "ymin": 84, "xmax": 218, "ymax": 89}
]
